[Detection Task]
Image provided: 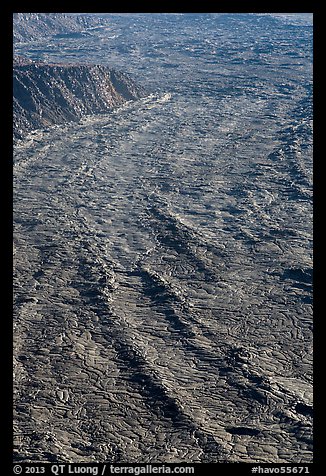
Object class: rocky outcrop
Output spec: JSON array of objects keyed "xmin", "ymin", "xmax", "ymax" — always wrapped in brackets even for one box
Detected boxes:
[
  {"xmin": 13, "ymin": 58, "xmax": 147, "ymax": 140},
  {"xmin": 13, "ymin": 13, "xmax": 102, "ymax": 43}
]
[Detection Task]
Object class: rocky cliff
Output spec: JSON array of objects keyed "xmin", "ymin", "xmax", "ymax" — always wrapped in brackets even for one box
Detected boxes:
[{"xmin": 13, "ymin": 58, "xmax": 147, "ymax": 140}]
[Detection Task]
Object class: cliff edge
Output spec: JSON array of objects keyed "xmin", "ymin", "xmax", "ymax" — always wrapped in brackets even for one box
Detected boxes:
[{"xmin": 13, "ymin": 58, "xmax": 147, "ymax": 140}]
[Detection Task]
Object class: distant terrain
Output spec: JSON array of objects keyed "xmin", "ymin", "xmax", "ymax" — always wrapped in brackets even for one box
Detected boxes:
[{"xmin": 13, "ymin": 13, "xmax": 101, "ymax": 43}]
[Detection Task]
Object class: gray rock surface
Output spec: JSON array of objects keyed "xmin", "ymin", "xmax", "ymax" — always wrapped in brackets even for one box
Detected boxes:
[{"xmin": 13, "ymin": 13, "xmax": 313, "ymax": 464}]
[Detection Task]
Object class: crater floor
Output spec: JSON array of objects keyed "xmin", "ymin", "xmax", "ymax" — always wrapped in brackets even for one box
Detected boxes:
[{"xmin": 13, "ymin": 13, "xmax": 313, "ymax": 463}]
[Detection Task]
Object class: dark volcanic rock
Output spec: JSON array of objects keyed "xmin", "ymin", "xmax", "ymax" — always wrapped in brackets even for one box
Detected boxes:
[
  {"xmin": 13, "ymin": 58, "xmax": 147, "ymax": 139},
  {"xmin": 13, "ymin": 13, "xmax": 313, "ymax": 464}
]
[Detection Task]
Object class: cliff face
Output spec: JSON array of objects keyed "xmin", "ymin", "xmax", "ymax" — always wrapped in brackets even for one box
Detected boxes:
[
  {"xmin": 13, "ymin": 13, "xmax": 101, "ymax": 43},
  {"xmin": 13, "ymin": 58, "xmax": 147, "ymax": 139}
]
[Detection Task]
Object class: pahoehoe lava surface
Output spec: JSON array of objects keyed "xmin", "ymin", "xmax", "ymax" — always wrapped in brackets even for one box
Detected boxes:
[{"xmin": 13, "ymin": 13, "xmax": 313, "ymax": 463}]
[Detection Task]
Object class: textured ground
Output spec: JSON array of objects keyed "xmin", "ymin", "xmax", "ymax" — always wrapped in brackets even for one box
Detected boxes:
[{"xmin": 13, "ymin": 13, "xmax": 313, "ymax": 463}]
